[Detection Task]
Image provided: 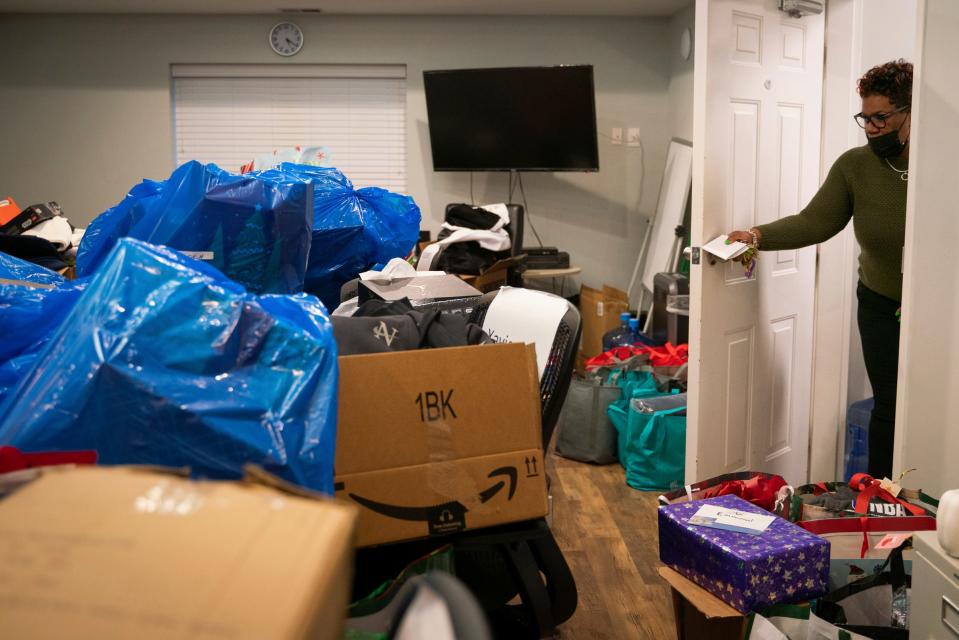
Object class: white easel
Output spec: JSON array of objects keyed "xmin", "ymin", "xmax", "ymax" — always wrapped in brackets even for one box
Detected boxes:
[{"xmin": 626, "ymin": 138, "xmax": 693, "ymax": 331}]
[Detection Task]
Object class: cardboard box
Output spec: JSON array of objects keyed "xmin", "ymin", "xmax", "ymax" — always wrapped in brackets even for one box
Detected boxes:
[
  {"xmin": 578, "ymin": 284, "xmax": 629, "ymax": 358},
  {"xmin": 459, "ymin": 255, "xmax": 522, "ymax": 293},
  {"xmin": 0, "ymin": 465, "xmax": 357, "ymax": 640},
  {"xmin": 0, "ymin": 278, "xmax": 55, "ymax": 289},
  {"xmin": 335, "ymin": 342, "xmax": 548, "ymax": 547},
  {"xmin": 659, "ymin": 566, "xmax": 748, "ymax": 640}
]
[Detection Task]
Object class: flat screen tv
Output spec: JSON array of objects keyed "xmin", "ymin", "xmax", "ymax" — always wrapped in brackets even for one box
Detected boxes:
[{"xmin": 423, "ymin": 65, "xmax": 599, "ymax": 172}]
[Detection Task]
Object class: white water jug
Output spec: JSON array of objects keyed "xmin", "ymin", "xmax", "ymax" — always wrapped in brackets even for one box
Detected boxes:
[{"xmin": 938, "ymin": 488, "xmax": 959, "ymax": 557}]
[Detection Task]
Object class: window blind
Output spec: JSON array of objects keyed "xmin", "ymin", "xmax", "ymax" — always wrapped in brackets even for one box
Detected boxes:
[{"xmin": 171, "ymin": 64, "xmax": 407, "ymax": 193}]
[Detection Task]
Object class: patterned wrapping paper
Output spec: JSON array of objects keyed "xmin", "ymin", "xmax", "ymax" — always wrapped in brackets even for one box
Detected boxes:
[{"xmin": 659, "ymin": 494, "xmax": 830, "ymax": 613}]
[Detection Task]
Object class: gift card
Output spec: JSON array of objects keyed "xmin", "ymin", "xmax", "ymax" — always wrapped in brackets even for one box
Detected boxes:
[
  {"xmin": 702, "ymin": 235, "xmax": 750, "ymax": 262},
  {"xmin": 689, "ymin": 504, "xmax": 775, "ymax": 535},
  {"xmin": 875, "ymin": 533, "xmax": 912, "ymax": 550}
]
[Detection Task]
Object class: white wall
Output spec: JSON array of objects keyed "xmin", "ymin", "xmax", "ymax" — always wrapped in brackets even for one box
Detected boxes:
[
  {"xmin": 667, "ymin": 4, "xmax": 695, "ymax": 143},
  {"xmin": 895, "ymin": 0, "xmax": 959, "ymax": 498},
  {"xmin": 0, "ymin": 14, "xmax": 677, "ymax": 292}
]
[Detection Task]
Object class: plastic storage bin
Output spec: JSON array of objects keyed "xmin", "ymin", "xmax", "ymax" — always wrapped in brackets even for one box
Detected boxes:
[{"xmin": 844, "ymin": 397, "xmax": 874, "ymax": 481}]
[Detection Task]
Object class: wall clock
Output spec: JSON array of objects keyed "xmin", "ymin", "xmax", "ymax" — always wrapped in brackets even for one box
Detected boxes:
[{"xmin": 270, "ymin": 22, "xmax": 304, "ymax": 57}]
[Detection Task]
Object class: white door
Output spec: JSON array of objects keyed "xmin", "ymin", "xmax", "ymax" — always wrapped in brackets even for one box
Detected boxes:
[{"xmin": 687, "ymin": 0, "xmax": 824, "ymax": 485}]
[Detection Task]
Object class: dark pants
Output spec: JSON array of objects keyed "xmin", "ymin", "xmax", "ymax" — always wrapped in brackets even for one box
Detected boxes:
[{"xmin": 856, "ymin": 282, "xmax": 901, "ymax": 479}]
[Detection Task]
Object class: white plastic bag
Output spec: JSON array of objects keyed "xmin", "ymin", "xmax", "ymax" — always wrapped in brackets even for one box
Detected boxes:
[{"xmin": 748, "ymin": 611, "xmax": 873, "ymax": 640}]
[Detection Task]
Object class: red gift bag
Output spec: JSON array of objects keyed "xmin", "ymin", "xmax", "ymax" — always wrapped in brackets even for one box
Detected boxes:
[
  {"xmin": 657, "ymin": 470, "xmax": 791, "ymax": 517},
  {"xmin": 585, "ymin": 342, "xmax": 688, "ymax": 371}
]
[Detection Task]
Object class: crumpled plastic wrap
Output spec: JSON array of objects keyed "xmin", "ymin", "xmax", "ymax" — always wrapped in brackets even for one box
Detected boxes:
[
  {"xmin": 76, "ymin": 161, "xmax": 314, "ymax": 295},
  {"xmin": 0, "ymin": 238, "xmax": 338, "ymax": 494},
  {"xmin": 0, "ymin": 250, "xmax": 66, "ymax": 286},
  {"xmin": 891, "ymin": 583, "xmax": 909, "ymax": 629},
  {"xmin": 0, "ymin": 275, "xmax": 86, "ymax": 399},
  {"xmin": 277, "ymin": 164, "xmax": 420, "ymax": 310}
]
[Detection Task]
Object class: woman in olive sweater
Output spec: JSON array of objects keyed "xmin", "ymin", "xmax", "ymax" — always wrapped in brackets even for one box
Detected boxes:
[{"xmin": 727, "ymin": 60, "xmax": 912, "ymax": 480}]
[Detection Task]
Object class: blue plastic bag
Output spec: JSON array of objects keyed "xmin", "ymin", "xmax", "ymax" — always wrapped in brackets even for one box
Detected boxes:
[
  {"xmin": 278, "ymin": 164, "xmax": 420, "ymax": 310},
  {"xmin": 0, "ymin": 238, "xmax": 339, "ymax": 494},
  {"xmin": 74, "ymin": 178, "xmax": 165, "ymax": 277},
  {"xmin": 0, "ymin": 250, "xmax": 66, "ymax": 286},
  {"xmin": 76, "ymin": 162, "xmax": 314, "ymax": 295},
  {"xmin": 0, "ymin": 274, "xmax": 86, "ymax": 399}
]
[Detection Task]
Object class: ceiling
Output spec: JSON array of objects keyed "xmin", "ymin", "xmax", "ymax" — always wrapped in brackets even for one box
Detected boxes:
[{"xmin": 0, "ymin": 0, "xmax": 691, "ymax": 17}]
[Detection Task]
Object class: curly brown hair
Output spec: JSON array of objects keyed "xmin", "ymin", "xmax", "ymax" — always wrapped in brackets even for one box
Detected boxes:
[{"xmin": 857, "ymin": 59, "xmax": 913, "ymax": 108}]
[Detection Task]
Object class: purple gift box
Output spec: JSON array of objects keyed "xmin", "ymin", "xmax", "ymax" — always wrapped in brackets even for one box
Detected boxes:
[{"xmin": 659, "ymin": 494, "xmax": 830, "ymax": 613}]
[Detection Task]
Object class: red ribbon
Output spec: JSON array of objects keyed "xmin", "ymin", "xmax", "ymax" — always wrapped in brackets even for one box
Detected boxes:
[
  {"xmin": 860, "ymin": 517, "xmax": 870, "ymax": 559},
  {"xmin": 849, "ymin": 473, "xmax": 925, "ymax": 517},
  {"xmin": 798, "ymin": 515, "xmax": 936, "ymax": 559},
  {"xmin": 0, "ymin": 446, "xmax": 97, "ymax": 474},
  {"xmin": 700, "ymin": 474, "xmax": 787, "ymax": 512}
]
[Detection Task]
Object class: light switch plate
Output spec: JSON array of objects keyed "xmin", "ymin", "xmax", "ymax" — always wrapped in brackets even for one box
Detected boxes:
[
  {"xmin": 627, "ymin": 127, "xmax": 641, "ymax": 147},
  {"xmin": 611, "ymin": 128, "xmax": 623, "ymax": 145}
]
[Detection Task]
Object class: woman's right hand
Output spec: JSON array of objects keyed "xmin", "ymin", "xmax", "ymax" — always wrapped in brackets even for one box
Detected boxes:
[
  {"xmin": 726, "ymin": 230, "xmax": 754, "ymax": 245},
  {"xmin": 725, "ymin": 229, "xmax": 760, "ymax": 263}
]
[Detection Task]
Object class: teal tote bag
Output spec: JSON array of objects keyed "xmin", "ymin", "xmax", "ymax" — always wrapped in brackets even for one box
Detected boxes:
[{"xmin": 614, "ymin": 404, "xmax": 686, "ymax": 491}]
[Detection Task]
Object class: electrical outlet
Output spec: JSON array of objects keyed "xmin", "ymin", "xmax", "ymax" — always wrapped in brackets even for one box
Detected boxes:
[
  {"xmin": 627, "ymin": 127, "xmax": 641, "ymax": 147},
  {"xmin": 611, "ymin": 127, "xmax": 623, "ymax": 145}
]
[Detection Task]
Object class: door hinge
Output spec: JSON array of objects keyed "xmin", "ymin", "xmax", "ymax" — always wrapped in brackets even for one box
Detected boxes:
[
  {"xmin": 778, "ymin": 0, "xmax": 824, "ymax": 18},
  {"xmin": 690, "ymin": 247, "xmax": 701, "ymax": 265}
]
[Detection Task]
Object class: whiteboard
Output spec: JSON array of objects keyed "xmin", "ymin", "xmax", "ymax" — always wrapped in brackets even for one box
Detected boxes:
[{"xmin": 640, "ymin": 139, "xmax": 693, "ymax": 292}]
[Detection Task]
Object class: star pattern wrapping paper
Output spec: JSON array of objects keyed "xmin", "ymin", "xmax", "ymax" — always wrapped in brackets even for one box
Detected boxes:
[{"xmin": 658, "ymin": 494, "xmax": 830, "ymax": 613}]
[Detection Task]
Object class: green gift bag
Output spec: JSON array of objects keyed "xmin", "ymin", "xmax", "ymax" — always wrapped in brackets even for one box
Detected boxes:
[
  {"xmin": 609, "ymin": 368, "xmax": 660, "ymax": 400},
  {"xmin": 610, "ymin": 402, "xmax": 686, "ymax": 492}
]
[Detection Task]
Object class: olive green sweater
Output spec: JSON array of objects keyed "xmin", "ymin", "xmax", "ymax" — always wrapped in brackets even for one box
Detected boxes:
[{"xmin": 756, "ymin": 145, "xmax": 908, "ymax": 302}]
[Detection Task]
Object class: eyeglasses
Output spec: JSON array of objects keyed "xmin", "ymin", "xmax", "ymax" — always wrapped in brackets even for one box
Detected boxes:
[{"xmin": 853, "ymin": 105, "xmax": 909, "ymax": 129}]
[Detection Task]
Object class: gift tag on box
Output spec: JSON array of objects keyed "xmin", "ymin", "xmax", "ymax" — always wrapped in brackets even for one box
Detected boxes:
[
  {"xmin": 874, "ymin": 533, "xmax": 912, "ymax": 550},
  {"xmin": 689, "ymin": 504, "xmax": 775, "ymax": 535}
]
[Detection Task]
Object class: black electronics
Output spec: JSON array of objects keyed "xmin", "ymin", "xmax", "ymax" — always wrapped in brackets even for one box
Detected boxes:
[
  {"xmin": 0, "ymin": 202, "xmax": 62, "ymax": 236},
  {"xmin": 523, "ymin": 246, "xmax": 559, "ymax": 257},
  {"xmin": 525, "ymin": 251, "xmax": 570, "ymax": 270},
  {"xmin": 423, "ymin": 65, "xmax": 599, "ymax": 172}
]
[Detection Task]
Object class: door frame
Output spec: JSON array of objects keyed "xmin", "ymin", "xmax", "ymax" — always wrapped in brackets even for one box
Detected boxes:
[
  {"xmin": 807, "ymin": 0, "xmax": 921, "ymax": 483},
  {"xmin": 807, "ymin": 0, "xmax": 864, "ymax": 483}
]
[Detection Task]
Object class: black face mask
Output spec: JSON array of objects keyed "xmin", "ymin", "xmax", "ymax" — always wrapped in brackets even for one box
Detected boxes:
[{"xmin": 868, "ymin": 129, "xmax": 907, "ymax": 158}]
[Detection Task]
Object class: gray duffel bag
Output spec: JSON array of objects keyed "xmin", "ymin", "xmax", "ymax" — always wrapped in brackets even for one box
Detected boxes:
[{"xmin": 554, "ymin": 375, "xmax": 621, "ymax": 464}]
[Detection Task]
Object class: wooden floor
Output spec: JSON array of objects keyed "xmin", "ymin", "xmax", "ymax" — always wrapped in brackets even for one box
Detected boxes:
[{"xmin": 548, "ymin": 453, "xmax": 676, "ymax": 639}]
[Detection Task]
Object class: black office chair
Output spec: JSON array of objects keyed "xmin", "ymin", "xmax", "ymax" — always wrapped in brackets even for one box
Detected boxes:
[
  {"xmin": 462, "ymin": 290, "xmax": 578, "ymax": 461},
  {"xmin": 443, "ymin": 203, "xmax": 525, "ymax": 258},
  {"xmin": 351, "ymin": 288, "xmax": 580, "ymax": 639},
  {"xmin": 450, "ymin": 290, "xmax": 579, "ymax": 638},
  {"xmin": 355, "ymin": 292, "xmax": 581, "ymax": 638}
]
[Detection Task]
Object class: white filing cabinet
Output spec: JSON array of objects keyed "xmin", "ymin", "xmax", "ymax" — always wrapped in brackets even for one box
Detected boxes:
[{"xmin": 913, "ymin": 531, "xmax": 959, "ymax": 639}]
